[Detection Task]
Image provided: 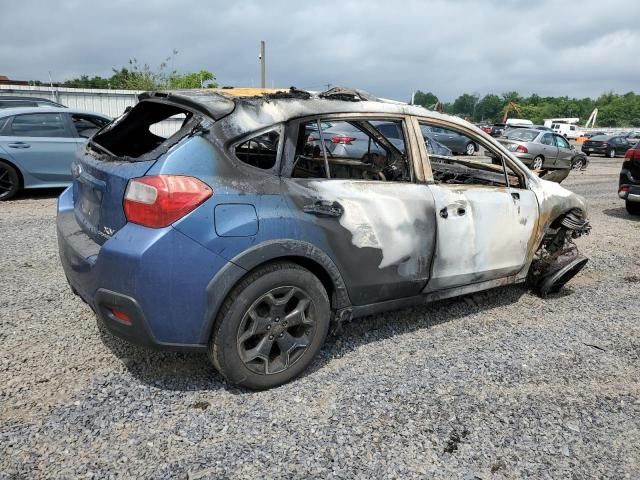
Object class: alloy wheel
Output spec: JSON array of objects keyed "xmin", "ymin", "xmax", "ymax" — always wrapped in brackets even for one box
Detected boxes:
[
  {"xmin": 237, "ymin": 286, "xmax": 316, "ymax": 375},
  {"xmin": 465, "ymin": 143, "xmax": 475, "ymax": 155},
  {"xmin": 608, "ymin": 148, "xmax": 616, "ymax": 158},
  {"xmin": 532, "ymin": 156, "xmax": 543, "ymax": 170},
  {"xmin": 0, "ymin": 164, "xmax": 16, "ymax": 199}
]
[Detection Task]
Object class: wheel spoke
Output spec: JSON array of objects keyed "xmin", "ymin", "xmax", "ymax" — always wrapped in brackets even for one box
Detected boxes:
[
  {"xmin": 239, "ymin": 335, "xmax": 274, "ymax": 365},
  {"xmin": 284, "ymin": 298, "xmax": 311, "ymax": 327},
  {"xmin": 276, "ymin": 332, "xmax": 310, "ymax": 368},
  {"xmin": 238, "ymin": 310, "xmax": 272, "ymax": 343}
]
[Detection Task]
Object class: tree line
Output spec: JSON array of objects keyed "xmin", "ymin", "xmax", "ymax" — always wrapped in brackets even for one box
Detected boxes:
[
  {"xmin": 412, "ymin": 90, "xmax": 640, "ymax": 127},
  {"xmin": 31, "ymin": 51, "xmax": 218, "ymax": 91}
]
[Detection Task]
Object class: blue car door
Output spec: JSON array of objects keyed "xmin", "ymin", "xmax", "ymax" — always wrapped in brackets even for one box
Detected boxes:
[{"xmin": 0, "ymin": 112, "xmax": 79, "ymax": 186}]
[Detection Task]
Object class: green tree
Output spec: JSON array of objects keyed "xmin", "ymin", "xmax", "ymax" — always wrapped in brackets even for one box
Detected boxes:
[
  {"xmin": 167, "ymin": 70, "xmax": 217, "ymax": 89},
  {"xmin": 58, "ymin": 50, "xmax": 218, "ymax": 91},
  {"xmin": 476, "ymin": 94, "xmax": 502, "ymax": 122},
  {"xmin": 412, "ymin": 90, "xmax": 438, "ymax": 108},
  {"xmin": 451, "ymin": 93, "xmax": 479, "ymax": 118}
]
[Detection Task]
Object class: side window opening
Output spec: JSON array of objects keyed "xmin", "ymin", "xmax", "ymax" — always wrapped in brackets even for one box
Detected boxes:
[
  {"xmin": 291, "ymin": 118, "xmax": 411, "ymax": 182},
  {"xmin": 234, "ymin": 129, "xmax": 280, "ymax": 170},
  {"xmin": 72, "ymin": 114, "xmax": 108, "ymax": 139},
  {"xmin": 419, "ymin": 120, "xmax": 523, "ymax": 189},
  {"xmin": 91, "ymin": 101, "xmax": 193, "ymax": 158}
]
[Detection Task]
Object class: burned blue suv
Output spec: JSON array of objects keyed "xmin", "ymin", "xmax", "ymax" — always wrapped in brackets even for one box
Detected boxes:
[{"xmin": 58, "ymin": 87, "xmax": 591, "ymax": 389}]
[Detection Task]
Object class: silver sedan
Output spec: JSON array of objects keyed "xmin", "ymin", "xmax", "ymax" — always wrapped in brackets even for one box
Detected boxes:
[{"xmin": 497, "ymin": 129, "xmax": 574, "ymax": 170}]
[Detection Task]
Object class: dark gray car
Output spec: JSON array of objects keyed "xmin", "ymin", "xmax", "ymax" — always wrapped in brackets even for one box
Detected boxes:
[{"xmin": 421, "ymin": 125, "xmax": 478, "ymax": 155}]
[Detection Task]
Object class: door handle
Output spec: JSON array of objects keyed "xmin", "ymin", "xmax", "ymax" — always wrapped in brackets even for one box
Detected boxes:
[
  {"xmin": 511, "ymin": 192, "xmax": 520, "ymax": 200},
  {"xmin": 303, "ymin": 200, "xmax": 343, "ymax": 218},
  {"xmin": 7, "ymin": 142, "xmax": 30, "ymax": 149}
]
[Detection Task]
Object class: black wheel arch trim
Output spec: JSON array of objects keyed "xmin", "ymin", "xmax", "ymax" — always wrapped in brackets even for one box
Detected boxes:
[{"xmin": 199, "ymin": 239, "xmax": 351, "ymax": 344}]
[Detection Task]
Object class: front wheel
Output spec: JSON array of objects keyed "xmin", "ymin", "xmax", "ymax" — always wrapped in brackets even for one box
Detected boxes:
[
  {"xmin": 572, "ymin": 157, "xmax": 585, "ymax": 170},
  {"xmin": 209, "ymin": 262, "xmax": 331, "ymax": 390},
  {"xmin": 626, "ymin": 200, "xmax": 640, "ymax": 216},
  {"xmin": 464, "ymin": 142, "xmax": 476, "ymax": 156},
  {"xmin": 532, "ymin": 156, "xmax": 544, "ymax": 170},
  {"xmin": 0, "ymin": 161, "xmax": 20, "ymax": 201},
  {"xmin": 608, "ymin": 148, "xmax": 616, "ymax": 158}
]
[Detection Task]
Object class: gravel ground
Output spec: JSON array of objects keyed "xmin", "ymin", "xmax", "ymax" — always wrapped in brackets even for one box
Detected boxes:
[{"xmin": 1, "ymin": 158, "xmax": 639, "ymax": 479}]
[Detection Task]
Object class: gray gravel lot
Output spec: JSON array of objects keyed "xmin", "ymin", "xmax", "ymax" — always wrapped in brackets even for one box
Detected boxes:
[{"xmin": 1, "ymin": 157, "xmax": 639, "ymax": 479}]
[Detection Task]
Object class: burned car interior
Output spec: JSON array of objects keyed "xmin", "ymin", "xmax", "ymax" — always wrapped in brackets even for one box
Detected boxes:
[
  {"xmin": 90, "ymin": 101, "xmax": 193, "ymax": 158},
  {"xmin": 291, "ymin": 118, "xmax": 411, "ymax": 181}
]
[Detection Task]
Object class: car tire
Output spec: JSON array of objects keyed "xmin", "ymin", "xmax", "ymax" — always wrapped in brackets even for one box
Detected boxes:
[
  {"xmin": 464, "ymin": 142, "xmax": 476, "ymax": 156},
  {"xmin": 0, "ymin": 161, "xmax": 20, "ymax": 201},
  {"xmin": 571, "ymin": 157, "xmax": 584, "ymax": 170},
  {"xmin": 608, "ymin": 148, "xmax": 616, "ymax": 158},
  {"xmin": 532, "ymin": 156, "xmax": 544, "ymax": 170},
  {"xmin": 208, "ymin": 261, "xmax": 331, "ymax": 390},
  {"xmin": 626, "ymin": 200, "xmax": 640, "ymax": 216}
]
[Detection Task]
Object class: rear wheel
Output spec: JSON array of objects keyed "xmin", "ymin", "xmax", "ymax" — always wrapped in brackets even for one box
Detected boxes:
[
  {"xmin": 626, "ymin": 200, "xmax": 640, "ymax": 216},
  {"xmin": 464, "ymin": 142, "xmax": 476, "ymax": 156},
  {"xmin": 209, "ymin": 262, "xmax": 331, "ymax": 390},
  {"xmin": 0, "ymin": 161, "xmax": 20, "ymax": 201},
  {"xmin": 532, "ymin": 156, "xmax": 544, "ymax": 170},
  {"xmin": 608, "ymin": 148, "xmax": 616, "ymax": 158}
]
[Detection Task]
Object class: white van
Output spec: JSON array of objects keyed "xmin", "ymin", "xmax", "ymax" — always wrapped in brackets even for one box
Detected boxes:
[{"xmin": 552, "ymin": 122, "xmax": 583, "ymax": 140}]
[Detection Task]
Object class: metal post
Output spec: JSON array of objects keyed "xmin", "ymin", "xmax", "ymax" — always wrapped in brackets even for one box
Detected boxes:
[{"xmin": 260, "ymin": 41, "xmax": 266, "ymax": 89}]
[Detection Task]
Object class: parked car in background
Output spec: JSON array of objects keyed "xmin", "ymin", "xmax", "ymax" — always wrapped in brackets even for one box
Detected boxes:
[
  {"xmin": 502, "ymin": 124, "xmax": 552, "ymax": 137},
  {"xmin": 618, "ymin": 141, "xmax": 640, "ymax": 215},
  {"xmin": 497, "ymin": 128, "xmax": 574, "ymax": 171},
  {"xmin": 57, "ymin": 88, "xmax": 590, "ymax": 389},
  {"xmin": 0, "ymin": 96, "xmax": 66, "ymax": 109},
  {"xmin": 488, "ymin": 123, "xmax": 506, "ymax": 137},
  {"xmin": 421, "ymin": 130, "xmax": 453, "ymax": 157},
  {"xmin": 584, "ymin": 131, "xmax": 607, "ymax": 139},
  {"xmin": 0, "ymin": 107, "xmax": 111, "ymax": 200},
  {"xmin": 421, "ymin": 125, "xmax": 478, "ymax": 155},
  {"xmin": 581, "ymin": 134, "xmax": 631, "ymax": 158},
  {"xmin": 622, "ymin": 131, "xmax": 640, "ymax": 143}
]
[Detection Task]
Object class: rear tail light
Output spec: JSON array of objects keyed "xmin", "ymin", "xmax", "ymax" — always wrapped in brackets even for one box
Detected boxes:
[
  {"xmin": 625, "ymin": 148, "xmax": 640, "ymax": 159},
  {"xmin": 515, "ymin": 145, "xmax": 529, "ymax": 153},
  {"xmin": 124, "ymin": 175, "xmax": 212, "ymax": 228},
  {"xmin": 331, "ymin": 136, "xmax": 356, "ymax": 144},
  {"xmin": 619, "ymin": 184, "xmax": 629, "ymax": 198}
]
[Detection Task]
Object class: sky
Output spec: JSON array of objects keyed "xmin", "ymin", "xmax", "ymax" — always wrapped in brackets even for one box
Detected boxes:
[{"xmin": 1, "ymin": 0, "xmax": 639, "ymax": 102}]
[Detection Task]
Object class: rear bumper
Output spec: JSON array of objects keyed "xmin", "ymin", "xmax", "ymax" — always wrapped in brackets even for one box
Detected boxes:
[
  {"xmin": 56, "ymin": 186, "xmax": 233, "ymax": 350},
  {"xmin": 619, "ymin": 184, "xmax": 640, "ymax": 203},
  {"xmin": 582, "ymin": 146, "xmax": 607, "ymax": 155}
]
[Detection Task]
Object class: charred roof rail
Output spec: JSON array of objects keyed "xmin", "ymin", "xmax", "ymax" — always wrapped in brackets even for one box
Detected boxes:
[
  {"xmin": 319, "ymin": 87, "xmax": 377, "ymax": 102},
  {"xmin": 263, "ymin": 87, "xmax": 312, "ymax": 100}
]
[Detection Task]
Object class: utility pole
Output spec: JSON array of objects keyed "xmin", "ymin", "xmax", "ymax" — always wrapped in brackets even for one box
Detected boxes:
[{"xmin": 260, "ymin": 41, "xmax": 266, "ymax": 88}]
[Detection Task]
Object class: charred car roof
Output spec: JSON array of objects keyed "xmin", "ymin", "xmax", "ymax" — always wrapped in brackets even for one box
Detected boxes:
[{"xmin": 139, "ymin": 86, "xmax": 473, "ymax": 138}]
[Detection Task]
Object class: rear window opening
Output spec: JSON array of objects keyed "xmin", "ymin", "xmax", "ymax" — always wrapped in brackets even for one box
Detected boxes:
[{"xmin": 91, "ymin": 101, "xmax": 194, "ymax": 158}]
